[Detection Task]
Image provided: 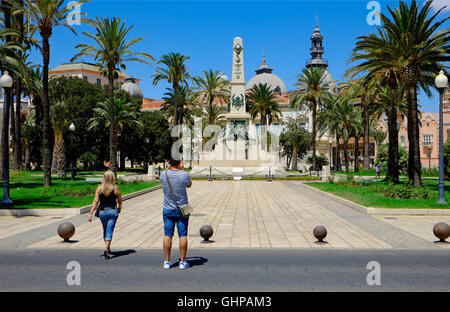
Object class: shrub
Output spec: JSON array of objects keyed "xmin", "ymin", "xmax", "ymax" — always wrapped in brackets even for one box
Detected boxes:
[
  {"xmin": 422, "ymin": 167, "xmax": 438, "ymax": 177},
  {"xmin": 368, "ymin": 182, "xmax": 432, "ymax": 200}
]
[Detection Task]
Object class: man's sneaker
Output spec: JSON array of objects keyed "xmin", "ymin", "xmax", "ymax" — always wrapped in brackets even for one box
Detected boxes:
[
  {"xmin": 163, "ymin": 261, "xmax": 171, "ymax": 269},
  {"xmin": 179, "ymin": 261, "xmax": 190, "ymax": 270}
]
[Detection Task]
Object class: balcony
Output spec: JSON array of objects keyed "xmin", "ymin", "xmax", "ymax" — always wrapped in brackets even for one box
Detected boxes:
[{"xmin": 306, "ymin": 59, "xmax": 328, "ymax": 67}]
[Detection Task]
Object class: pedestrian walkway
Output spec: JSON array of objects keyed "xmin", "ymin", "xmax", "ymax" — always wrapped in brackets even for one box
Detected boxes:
[{"xmin": 22, "ymin": 181, "xmax": 448, "ymax": 250}]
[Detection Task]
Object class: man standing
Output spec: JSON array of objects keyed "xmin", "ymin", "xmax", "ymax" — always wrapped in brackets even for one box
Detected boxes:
[
  {"xmin": 160, "ymin": 157, "xmax": 192, "ymax": 270},
  {"xmin": 375, "ymin": 163, "xmax": 381, "ymax": 179}
]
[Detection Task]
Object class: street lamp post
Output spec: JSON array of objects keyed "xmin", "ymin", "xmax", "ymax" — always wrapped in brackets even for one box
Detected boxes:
[
  {"xmin": 435, "ymin": 70, "xmax": 448, "ymax": 205},
  {"xmin": 0, "ymin": 71, "xmax": 13, "ymax": 207},
  {"xmin": 69, "ymin": 123, "xmax": 75, "ymax": 181}
]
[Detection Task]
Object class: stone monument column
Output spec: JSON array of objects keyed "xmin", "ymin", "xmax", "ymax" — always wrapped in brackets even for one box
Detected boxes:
[{"xmin": 226, "ymin": 37, "xmax": 251, "ymax": 161}]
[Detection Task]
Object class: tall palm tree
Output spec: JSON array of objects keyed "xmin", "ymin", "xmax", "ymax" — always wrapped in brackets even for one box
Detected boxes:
[
  {"xmin": 88, "ymin": 97, "xmax": 143, "ymax": 166},
  {"xmin": 152, "ymin": 52, "xmax": 190, "ymax": 127},
  {"xmin": 345, "ymin": 77, "xmax": 379, "ymax": 171},
  {"xmin": 247, "ymin": 83, "xmax": 281, "ymax": 151},
  {"xmin": 290, "ymin": 67, "xmax": 330, "ymax": 170},
  {"xmin": 50, "ymin": 100, "xmax": 67, "ymax": 177},
  {"xmin": 338, "ymin": 96, "xmax": 361, "ymax": 172},
  {"xmin": 318, "ymin": 92, "xmax": 343, "ymax": 171},
  {"xmin": 193, "ymin": 69, "xmax": 230, "ymax": 125},
  {"xmin": 72, "ymin": 16, "xmax": 153, "ymax": 175},
  {"xmin": 379, "ymin": 0, "xmax": 449, "ymax": 186},
  {"xmin": 21, "ymin": 108, "xmax": 35, "ymax": 170},
  {"xmin": 26, "ymin": 0, "xmax": 89, "ymax": 186},
  {"xmin": 346, "ymin": 26, "xmax": 402, "ymax": 183},
  {"xmin": 247, "ymin": 83, "xmax": 281, "ymax": 126},
  {"xmin": 161, "ymin": 85, "xmax": 196, "ymax": 125}
]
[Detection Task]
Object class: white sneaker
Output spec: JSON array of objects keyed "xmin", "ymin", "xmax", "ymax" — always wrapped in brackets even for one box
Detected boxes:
[
  {"xmin": 179, "ymin": 261, "xmax": 190, "ymax": 270},
  {"xmin": 163, "ymin": 261, "xmax": 171, "ymax": 269}
]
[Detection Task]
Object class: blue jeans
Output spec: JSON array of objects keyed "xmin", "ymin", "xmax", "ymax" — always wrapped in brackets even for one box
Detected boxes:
[
  {"xmin": 163, "ymin": 208, "xmax": 189, "ymax": 237},
  {"xmin": 99, "ymin": 208, "xmax": 118, "ymax": 241}
]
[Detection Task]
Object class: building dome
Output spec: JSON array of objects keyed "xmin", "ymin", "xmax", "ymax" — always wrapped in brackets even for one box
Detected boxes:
[
  {"xmin": 322, "ymin": 69, "xmax": 337, "ymax": 93},
  {"xmin": 246, "ymin": 56, "xmax": 287, "ymax": 94},
  {"xmin": 219, "ymin": 73, "xmax": 229, "ymax": 82},
  {"xmin": 121, "ymin": 78, "xmax": 143, "ymax": 98}
]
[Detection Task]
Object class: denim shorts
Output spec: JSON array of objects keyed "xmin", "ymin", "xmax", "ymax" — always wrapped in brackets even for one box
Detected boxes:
[
  {"xmin": 99, "ymin": 208, "xmax": 119, "ymax": 241},
  {"xmin": 163, "ymin": 208, "xmax": 189, "ymax": 237}
]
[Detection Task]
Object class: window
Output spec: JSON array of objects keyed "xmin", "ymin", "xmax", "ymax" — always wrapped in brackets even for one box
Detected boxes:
[
  {"xmin": 423, "ymin": 134, "xmax": 433, "ymax": 146},
  {"xmin": 83, "ymin": 76, "xmax": 88, "ymax": 81},
  {"xmin": 400, "ymin": 135, "xmax": 406, "ymax": 147},
  {"xmin": 96, "ymin": 79, "xmax": 101, "ymax": 85}
]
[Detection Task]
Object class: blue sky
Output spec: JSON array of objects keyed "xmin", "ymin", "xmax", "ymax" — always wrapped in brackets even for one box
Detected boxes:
[{"xmin": 28, "ymin": 0, "xmax": 449, "ymax": 112}]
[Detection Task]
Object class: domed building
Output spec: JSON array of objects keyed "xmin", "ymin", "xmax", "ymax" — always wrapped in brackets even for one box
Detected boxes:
[
  {"xmin": 246, "ymin": 55, "xmax": 287, "ymax": 95},
  {"xmin": 121, "ymin": 77, "xmax": 144, "ymax": 99}
]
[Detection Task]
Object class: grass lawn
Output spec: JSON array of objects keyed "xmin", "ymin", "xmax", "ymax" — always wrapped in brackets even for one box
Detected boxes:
[
  {"xmin": 333, "ymin": 170, "xmax": 439, "ymax": 178},
  {"xmin": 305, "ymin": 179, "xmax": 450, "ymax": 209},
  {"xmin": 1, "ymin": 171, "xmax": 160, "ymax": 209}
]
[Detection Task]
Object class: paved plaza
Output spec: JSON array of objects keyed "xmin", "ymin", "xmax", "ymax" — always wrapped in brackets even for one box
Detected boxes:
[{"xmin": 0, "ymin": 181, "xmax": 448, "ymax": 250}]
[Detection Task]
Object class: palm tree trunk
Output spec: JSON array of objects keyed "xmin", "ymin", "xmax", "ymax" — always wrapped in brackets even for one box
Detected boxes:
[
  {"xmin": 173, "ymin": 83, "xmax": 179, "ymax": 127},
  {"xmin": 336, "ymin": 132, "xmax": 341, "ymax": 171},
  {"xmin": 108, "ymin": 66, "xmax": 117, "ymax": 175},
  {"xmin": 363, "ymin": 99, "xmax": 370, "ymax": 170},
  {"xmin": 13, "ymin": 77, "xmax": 22, "ymax": 171},
  {"xmin": 25, "ymin": 142, "xmax": 31, "ymax": 171},
  {"xmin": 290, "ymin": 145, "xmax": 298, "ymax": 171},
  {"xmin": 312, "ymin": 102, "xmax": 317, "ymax": 170},
  {"xmin": 386, "ymin": 87, "xmax": 399, "ymax": 183},
  {"xmin": 354, "ymin": 136, "xmax": 359, "ymax": 172},
  {"xmin": 406, "ymin": 85, "xmax": 422, "ymax": 186},
  {"xmin": 343, "ymin": 138, "xmax": 349, "ymax": 172},
  {"xmin": 42, "ymin": 36, "xmax": 52, "ymax": 186},
  {"xmin": 52, "ymin": 136, "xmax": 66, "ymax": 178},
  {"xmin": 209, "ymin": 96, "xmax": 214, "ymax": 125}
]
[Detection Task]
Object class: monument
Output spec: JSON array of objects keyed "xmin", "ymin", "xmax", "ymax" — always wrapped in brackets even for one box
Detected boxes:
[{"xmin": 190, "ymin": 37, "xmax": 286, "ymax": 178}]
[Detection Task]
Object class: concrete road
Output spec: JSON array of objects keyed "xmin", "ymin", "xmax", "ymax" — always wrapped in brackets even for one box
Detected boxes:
[{"xmin": 0, "ymin": 248, "xmax": 449, "ymax": 292}]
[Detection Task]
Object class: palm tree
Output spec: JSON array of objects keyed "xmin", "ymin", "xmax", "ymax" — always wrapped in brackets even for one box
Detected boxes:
[
  {"xmin": 346, "ymin": 26, "xmax": 402, "ymax": 183},
  {"xmin": 318, "ymin": 92, "xmax": 343, "ymax": 171},
  {"xmin": 21, "ymin": 109, "xmax": 35, "ymax": 170},
  {"xmin": 372, "ymin": 127, "xmax": 387, "ymax": 160},
  {"xmin": 345, "ymin": 77, "xmax": 379, "ymax": 171},
  {"xmin": 88, "ymin": 97, "xmax": 143, "ymax": 168},
  {"xmin": 280, "ymin": 118, "xmax": 312, "ymax": 171},
  {"xmin": 72, "ymin": 16, "xmax": 153, "ymax": 175},
  {"xmin": 161, "ymin": 85, "xmax": 196, "ymax": 125},
  {"xmin": 379, "ymin": 0, "xmax": 449, "ymax": 186},
  {"xmin": 50, "ymin": 100, "xmax": 67, "ymax": 177},
  {"xmin": 193, "ymin": 69, "xmax": 230, "ymax": 125},
  {"xmin": 152, "ymin": 52, "xmax": 190, "ymax": 127},
  {"xmin": 290, "ymin": 67, "xmax": 330, "ymax": 170},
  {"xmin": 332, "ymin": 94, "xmax": 360, "ymax": 172},
  {"xmin": 247, "ymin": 83, "xmax": 281, "ymax": 151},
  {"xmin": 26, "ymin": 0, "xmax": 89, "ymax": 186}
]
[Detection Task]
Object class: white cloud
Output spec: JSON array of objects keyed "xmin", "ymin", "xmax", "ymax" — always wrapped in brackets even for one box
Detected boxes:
[{"xmin": 430, "ymin": 0, "xmax": 450, "ymax": 12}]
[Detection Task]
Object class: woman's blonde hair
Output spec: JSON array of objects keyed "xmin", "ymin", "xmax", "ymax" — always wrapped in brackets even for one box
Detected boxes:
[{"xmin": 99, "ymin": 170, "xmax": 116, "ymax": 196}]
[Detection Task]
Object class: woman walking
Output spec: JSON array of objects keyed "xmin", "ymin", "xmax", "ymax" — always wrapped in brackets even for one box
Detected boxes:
[
  {"xmin": 160, "ymin": 157, "xmax": 192, "ymax": 270},
  {"xmin": 88, "ymin": 170, "xmax": 123, "ymax": 259}
]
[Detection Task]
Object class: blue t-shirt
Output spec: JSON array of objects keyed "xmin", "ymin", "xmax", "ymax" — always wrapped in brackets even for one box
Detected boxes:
[{"xmin": 161, "ymin": 169, "xmax": 191, "ymax": 213}]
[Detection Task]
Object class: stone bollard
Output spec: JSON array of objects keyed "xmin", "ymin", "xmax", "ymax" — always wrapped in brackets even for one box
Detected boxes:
[
  {"xmin": 321, "ymin": 165, "xmax": 330, "ymax": 182},
  {"xmin": 147, "ymin": 164, "xmax": 156, "ymax": 181}
]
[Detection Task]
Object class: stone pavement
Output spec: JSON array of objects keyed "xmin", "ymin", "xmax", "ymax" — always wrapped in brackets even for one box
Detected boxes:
[{"xmin": 2, "ymin": 181, "xmax": 441, "ymax": 250}]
